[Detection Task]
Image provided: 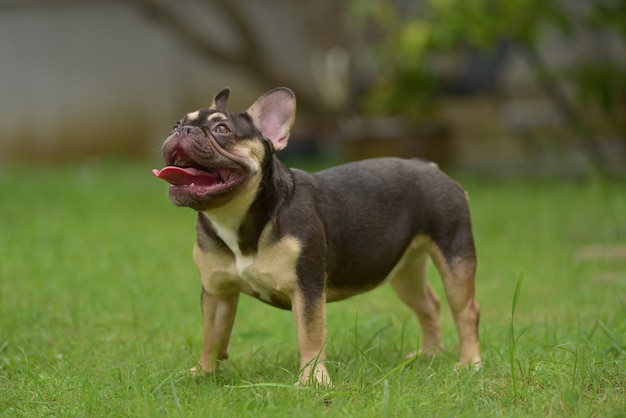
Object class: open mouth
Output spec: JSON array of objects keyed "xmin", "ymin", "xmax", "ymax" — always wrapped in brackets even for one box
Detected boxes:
[
  {"xmin": 152, "ymin": 165, "xmax": 244, "ymax": 194},
  {"xmin": 152, "ymin": 135, "xmax": 253, "ymax": 209},
  {"xmin": 152, "ymin": 165, "xmax": 242, "ymax": 194}
]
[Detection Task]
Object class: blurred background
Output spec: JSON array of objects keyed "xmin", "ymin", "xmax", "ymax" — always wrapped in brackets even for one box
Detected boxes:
[{"xmin": 1, "ymin": 0, "xmax": 624, "ymax": 176}]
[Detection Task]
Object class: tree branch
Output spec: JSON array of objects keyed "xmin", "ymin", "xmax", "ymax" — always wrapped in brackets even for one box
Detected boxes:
[
  {"xmin": 521, "ymin": 43, "xmax": 607, "ymax": 170},
  {"xmin": 134, "ymin": 0, "xmax": 323, "ymax": 112}
]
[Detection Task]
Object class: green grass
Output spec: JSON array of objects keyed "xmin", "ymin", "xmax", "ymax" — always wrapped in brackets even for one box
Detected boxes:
[{"xmin": 1, "ymin": 159, "xmax": 624, "ymax": 417}]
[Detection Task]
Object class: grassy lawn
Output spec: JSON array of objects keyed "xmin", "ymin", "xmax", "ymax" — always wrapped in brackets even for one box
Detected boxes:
[{"xmin": 1, "ymin": 159, "xmax": 624, "ymax": 417}]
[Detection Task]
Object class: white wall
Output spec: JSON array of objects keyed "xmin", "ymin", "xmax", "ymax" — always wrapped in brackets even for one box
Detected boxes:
[{"xmin": 0, "ymin": 1, "xmax": 312, "ymax": 160}]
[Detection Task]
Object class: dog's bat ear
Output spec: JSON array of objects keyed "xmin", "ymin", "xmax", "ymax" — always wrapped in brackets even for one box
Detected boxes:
[
  {"xmin": 210, "ymin": 88, "xmax": 231, "ymax": 111},
  {"xmin": 246, "ymin": 87, "xmax": 296, "ymax": 152}
]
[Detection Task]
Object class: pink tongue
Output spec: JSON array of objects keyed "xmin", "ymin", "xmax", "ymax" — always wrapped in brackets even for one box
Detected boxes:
[{"xmin": 152, "ymin": 166, "xmax": 217, "ymax": 186}]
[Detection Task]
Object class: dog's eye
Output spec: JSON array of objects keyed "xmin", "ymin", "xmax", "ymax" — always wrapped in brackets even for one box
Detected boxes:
[{"xmin": 212, "ymin": 123, "xmax": 231, "ymax": 135}]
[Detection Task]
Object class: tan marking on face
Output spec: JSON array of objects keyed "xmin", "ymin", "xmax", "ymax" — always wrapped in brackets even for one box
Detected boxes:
[
  {"xmin": 230, "ymin": 140, "xmax": 265, "ymax": 175},
  {"xmin": 207, "ymin": 112, "xmax": 227, "ymax": 122},
  {"xmin": 186, "ymin": 110, "xmax": 200, "ymax": 120}
]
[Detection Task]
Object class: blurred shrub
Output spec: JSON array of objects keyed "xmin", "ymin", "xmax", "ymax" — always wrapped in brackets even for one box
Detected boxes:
[{"xmin": 349, "ymin": 0, "xmax": 625, "ymax": 122}]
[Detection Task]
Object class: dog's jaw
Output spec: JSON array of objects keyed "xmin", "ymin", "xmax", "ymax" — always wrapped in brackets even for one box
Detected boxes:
[
  {"xmin": 153, "ymin": 121, "xmax": 259, "ymax": 210},
  {"xmin": 153, "ymin": 165, "xmax": 247, "ymax": 207}
]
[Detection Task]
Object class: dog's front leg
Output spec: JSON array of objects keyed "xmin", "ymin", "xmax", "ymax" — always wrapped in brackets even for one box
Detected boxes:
[
  {"xmin": 291, "ymin": 290, "xmax": 331, "ymax": 386},
  {"xmin": 191, "ymin": 288, "xmax": 239, "ymax": 376}
]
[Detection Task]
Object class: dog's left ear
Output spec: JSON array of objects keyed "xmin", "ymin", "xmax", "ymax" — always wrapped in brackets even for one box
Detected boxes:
[
  {"xmin": 246, "ymin": 88, "xmax": 296, "ymax": 152},
  {"xmin": 210, "ymin": 88, "xmax": 231, "ymax": 111}
]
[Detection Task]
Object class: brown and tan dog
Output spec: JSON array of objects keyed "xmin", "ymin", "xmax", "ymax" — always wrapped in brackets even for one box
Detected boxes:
[{"xmin": 153, "ymin": 87, "xmax": 480, "ymax": 385}]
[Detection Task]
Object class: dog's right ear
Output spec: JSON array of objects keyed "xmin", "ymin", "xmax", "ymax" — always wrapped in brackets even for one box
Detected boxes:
[
  {"xmin": 246, "ymin": 88, "xmax": 296, "ymax": 152},
  {"xmin": 210, "ymin": 88, "xmax": 231, "ymax": 111}
]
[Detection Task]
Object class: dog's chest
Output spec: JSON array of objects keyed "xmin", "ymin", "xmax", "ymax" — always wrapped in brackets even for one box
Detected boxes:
[{"xmin": 194, "ymin": 222, "xmax": 302, "ymax": 304}]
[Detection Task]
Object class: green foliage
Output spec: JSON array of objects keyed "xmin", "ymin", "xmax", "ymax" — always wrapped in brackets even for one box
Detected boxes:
[
  {"xmin": 589, "ymin": 0, "xmax": 626, "ymax": 36},
  {"xmin": 350, "ymin": 0, "xmax": 625, "ymax": 120},
  {"xmin": 576, "ymin": 0, "xmax": 626, "ymax": 114},
  {"xmin": 423, "ymin": 0, "xmax": 568, "ymax": 48},
  {"xmin": 572, "ymin": 63, "xmax": 626, "ymax": 112},
  {"xmin": 1, "ymin": 161, "xmax": 625, "ymax": 416}
]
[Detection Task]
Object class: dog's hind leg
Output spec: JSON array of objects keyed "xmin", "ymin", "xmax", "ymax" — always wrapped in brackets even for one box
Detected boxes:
[
  {"xmin": 291, "ymin": 290, "xmax": 331, "ymax": 386},
  {"xmin": 389, "ymin": 243, "xmax": 443, "ymax": 358},
  {"xmin": 429, "ymin": 231, "xmax": 481, "ymax": 368}
]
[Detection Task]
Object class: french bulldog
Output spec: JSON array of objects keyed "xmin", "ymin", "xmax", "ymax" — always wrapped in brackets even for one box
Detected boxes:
[{"xmin": 152, "ymin": 87, "xmax": 480, "ymax": 385}]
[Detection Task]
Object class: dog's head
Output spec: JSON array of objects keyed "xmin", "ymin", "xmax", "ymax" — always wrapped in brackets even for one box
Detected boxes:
[{"xmin": 153, "ymin": 87, "xmax": 296, "ymax": 210}]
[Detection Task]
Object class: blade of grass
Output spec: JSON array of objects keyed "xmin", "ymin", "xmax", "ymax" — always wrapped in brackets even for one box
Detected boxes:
[
  {"xmin": 598, "ymin": 321, "xmax": 626, "ymax": 355},
  {"xmin": 508, "ymin": 270, "xmax": 525, "ymax": 400},
  {"xmin": 169, "ymin": 377, "xmax": 185, "ymax": 418}
]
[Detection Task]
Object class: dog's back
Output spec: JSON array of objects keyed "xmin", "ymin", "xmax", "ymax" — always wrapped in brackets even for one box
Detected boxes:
[{"xmin": 287, "ymin": 157, "xmax": 474, "ymax": 291}]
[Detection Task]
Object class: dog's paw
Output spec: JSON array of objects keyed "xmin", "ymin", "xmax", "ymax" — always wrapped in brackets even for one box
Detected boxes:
[
  {"xmin": 190, "ymin": 356, "xmax": 225, "ymax": 377},
  {"xmin": 297, "ymin": 364, "xmax": 332, "ymax": 388},
  {"xmin": 454, "ymin": 358, "xmax": 482, "ymax": 372},
  {"xmin": 404, "ymin": 350, "xmax": 418, "ymax": 360},
  {"xmin": 405, "ymin": 343, "xmax": 443, "ymax": 360},
  {"xmin": 458, "ymin": 351, "xmax": 482, "ymax": 371},
  {"xmin": 189, "ymin": 365, "xmax": 208, "ymax": 377}
]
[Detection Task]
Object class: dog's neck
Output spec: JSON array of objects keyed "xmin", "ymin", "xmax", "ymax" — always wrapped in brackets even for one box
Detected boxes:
[{"xmin": 202, "ymin": 156, "xmax": 295, "ymax": 257}]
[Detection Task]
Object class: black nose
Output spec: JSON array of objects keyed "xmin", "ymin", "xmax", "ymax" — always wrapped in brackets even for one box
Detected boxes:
[{"xmin": 177, "ymin": 125, "xmax": 197, "ymax": 135}]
